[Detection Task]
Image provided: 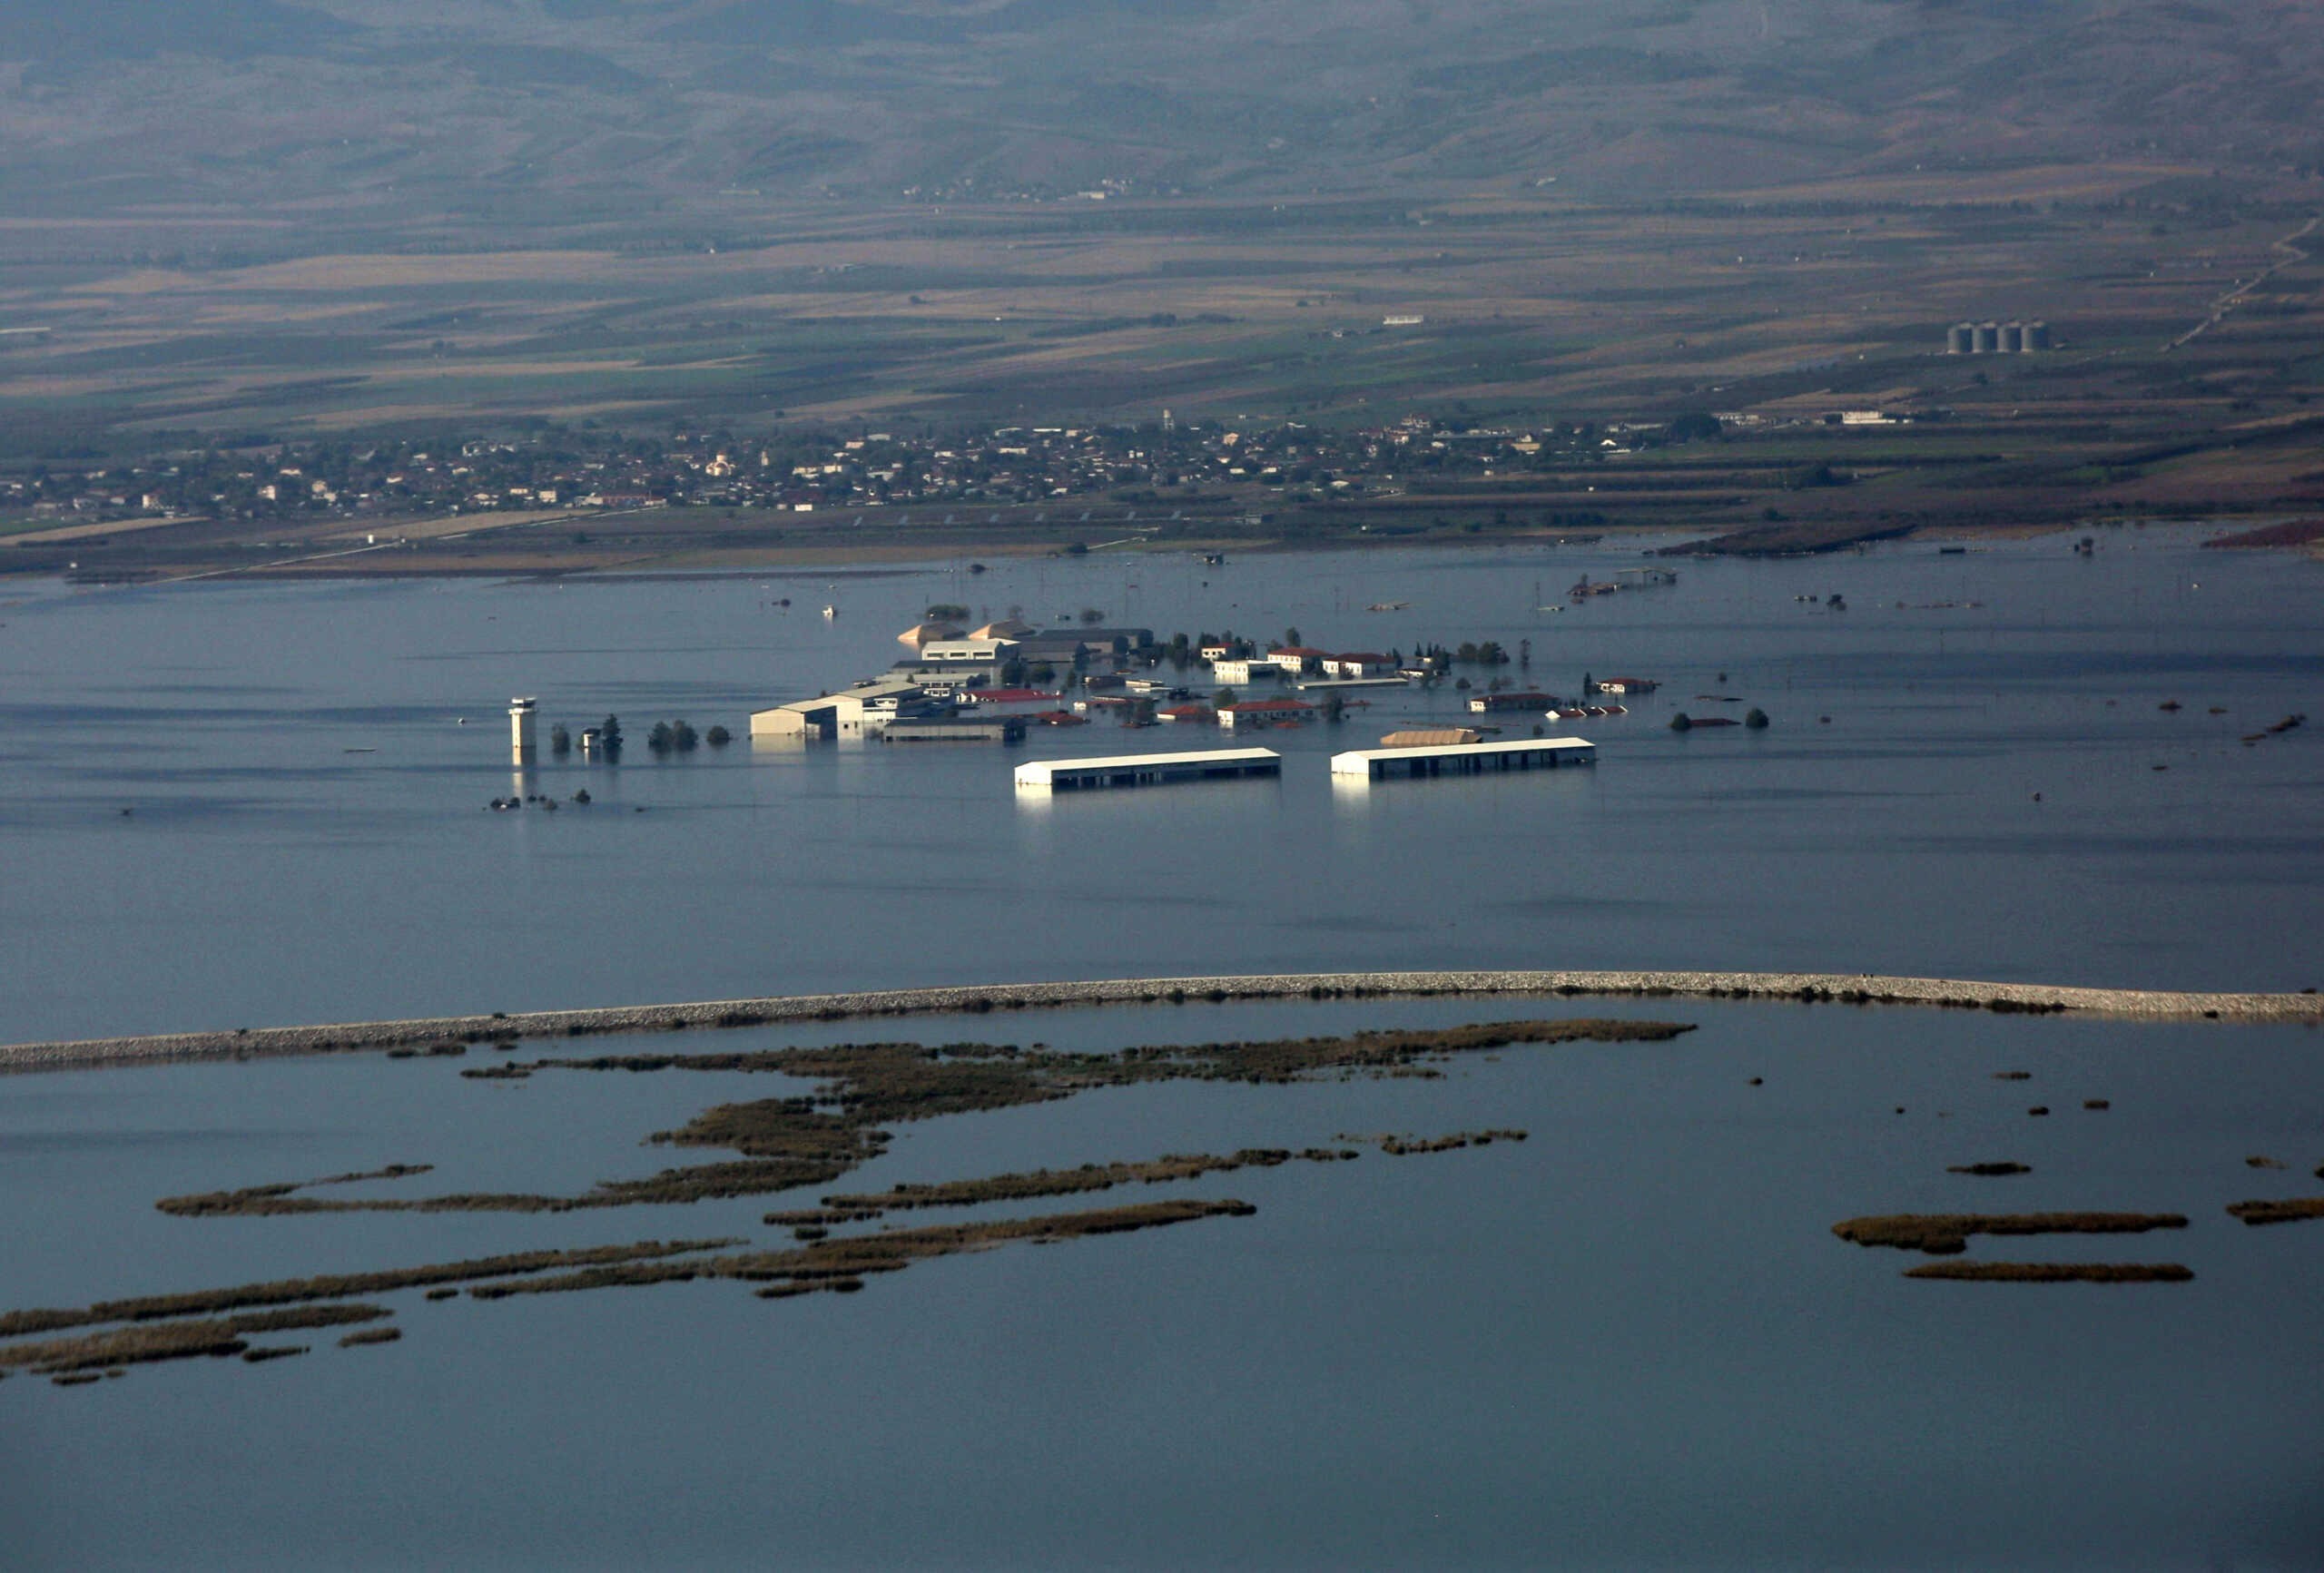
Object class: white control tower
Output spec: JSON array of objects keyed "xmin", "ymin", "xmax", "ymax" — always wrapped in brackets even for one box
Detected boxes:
[{"xmin": 509, "ymin": 697, "xmax": 538, "ymax": 765}]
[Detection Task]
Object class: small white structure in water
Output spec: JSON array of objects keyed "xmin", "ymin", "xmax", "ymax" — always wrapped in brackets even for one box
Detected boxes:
[{"xmin": 508, "ymin": 696, "xmax": 538, "ymax": 765}]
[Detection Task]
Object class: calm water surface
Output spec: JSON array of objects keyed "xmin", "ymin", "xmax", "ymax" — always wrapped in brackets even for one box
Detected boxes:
[
  {"xmin": 1, "ymin": 997, "xmax": 2321, "ymax": 1568},
  {"xmin": 0, "ymin": 530, "xmax": 2317, "ymax": 1044},
  {"xmin": 1, "ymin": 534, "xmax": 2320, "ymax": 1568}
]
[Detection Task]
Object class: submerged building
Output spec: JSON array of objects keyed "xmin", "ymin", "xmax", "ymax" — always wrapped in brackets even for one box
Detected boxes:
[
  {"xmin": 1014, "ymin": 749, "xmax": 1282, "ymax": 791},
  {"xmin": 1330, "ymin": 736, "xmax": 1595, "ymax": 782}
]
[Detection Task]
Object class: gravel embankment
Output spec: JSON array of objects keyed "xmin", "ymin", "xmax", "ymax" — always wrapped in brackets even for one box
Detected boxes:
[{"xmin": 3, "ymin": 970, "xmax": 2318, "ymax": 1074}]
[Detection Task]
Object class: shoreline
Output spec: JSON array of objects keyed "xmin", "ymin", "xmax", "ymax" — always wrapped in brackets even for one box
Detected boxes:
[
  {"xmin": 5, "ymin": 523, "xmax": 1680, "ymax": 585},
  {"xmin": 5, "ymin": 969, "xmax": 2318, "ymax": 1075}
]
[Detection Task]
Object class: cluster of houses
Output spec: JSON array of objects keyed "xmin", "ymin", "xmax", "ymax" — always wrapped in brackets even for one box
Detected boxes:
[
  {"xmin": 25, "ymin": 408, "xmax": 1712, "ymax": 531},
  {"xmin": 751, "ymin": 621, "xmax": 1429, "ymax": 742},
  {"xmin": 750, "ymin": 605, "xmax": 1666, "ymax": 746},
  {"xmin": 1202, "ymin": 644, "xmax": 1398, "ymax": 685}
]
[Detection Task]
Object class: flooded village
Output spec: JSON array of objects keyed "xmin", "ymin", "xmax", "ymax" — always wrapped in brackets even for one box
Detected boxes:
[{"xmin": 727, "ymin": 568, "xmax": 1679, "ymax": 791}]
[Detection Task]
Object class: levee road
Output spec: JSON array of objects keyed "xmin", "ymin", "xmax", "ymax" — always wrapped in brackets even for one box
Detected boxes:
[{"xmin": 5, "ymin": 971, "xmax": 2319, "ymax": 1074}]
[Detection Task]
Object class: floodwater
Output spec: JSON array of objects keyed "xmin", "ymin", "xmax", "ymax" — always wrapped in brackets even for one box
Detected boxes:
[
  {"xmin": 4, "ymin": 997, "xmax": 2323, "ymax": 1569},
  {"xmin": 0, "ymin": 529, "xmax": 2318, "ymax": 1046},
  {"xmin": 2, "ymin": 531, "xmax": 2321, "ymax": 1568}
]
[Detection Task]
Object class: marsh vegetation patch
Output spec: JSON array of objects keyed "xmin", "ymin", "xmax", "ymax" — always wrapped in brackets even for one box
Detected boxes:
[
  {"xmin": 165, "ymin": 1018, "xmax": 1684, "ymax": 1218},
  {"xmin": 8, "ymin": 1017, "xmax": 1658, "ymax": 1389},
  {"xmin": 1903, "ymin": 1262, "xmax": 2195, "ymax": 1283},
  {"xmin": 1831, "ymin": 1213, "xmax": 2190, "ymax": 1255}
]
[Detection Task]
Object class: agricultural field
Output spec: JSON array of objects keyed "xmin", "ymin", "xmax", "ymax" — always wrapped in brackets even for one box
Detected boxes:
[{"xmin": 0, "ymin": 0, "xmax": 2320, "ymax": 573}]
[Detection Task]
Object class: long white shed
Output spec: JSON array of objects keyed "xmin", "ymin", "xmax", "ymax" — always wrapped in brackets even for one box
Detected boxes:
[
  {"xmin": 1330, "ymin": 736, "xmax": 1595, "ymax": 782},
  {"xmin": 1014, "ymin": 749, "xmax": 1283, "ymax": 791}
]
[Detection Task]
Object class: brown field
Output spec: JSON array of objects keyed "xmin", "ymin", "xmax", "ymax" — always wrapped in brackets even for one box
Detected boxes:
[{"xmin": 2, "ymin": 149, "xmax": 2321, "ymax": 577}]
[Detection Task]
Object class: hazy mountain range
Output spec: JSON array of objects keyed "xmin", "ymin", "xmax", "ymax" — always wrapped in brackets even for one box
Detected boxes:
[{"xmin": 0, "ymin": 0, "xmax": 2316, "ymax": 229}]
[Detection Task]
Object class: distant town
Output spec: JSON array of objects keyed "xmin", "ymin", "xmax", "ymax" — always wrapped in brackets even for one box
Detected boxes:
[{"xmin": 1, "ymin": 407, "xmax": 1825, "ymax": 531}]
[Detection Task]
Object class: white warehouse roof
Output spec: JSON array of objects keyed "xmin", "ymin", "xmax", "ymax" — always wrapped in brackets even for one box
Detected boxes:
[{"xmin": 1015, "ymin": 748, "xmax": 1282, "ymax": 790}]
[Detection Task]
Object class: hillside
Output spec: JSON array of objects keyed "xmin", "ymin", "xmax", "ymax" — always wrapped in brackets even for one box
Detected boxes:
[{"xmin": 0, "ymin": 0, "xmax": 2318, "ymax": 231}]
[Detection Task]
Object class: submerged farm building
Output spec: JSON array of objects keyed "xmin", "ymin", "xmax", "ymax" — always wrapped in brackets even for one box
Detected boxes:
[
  {"xmin": 916, "ymin": 637, "xmax": 1019, "ymax": 666},
  {"xmin": 1332, "ymin": 736, "xmax": 1596, "ymax": 782},
  {"xmin": 1266, "ymin": 646, "xmax": 1332, "ymax": 676},
  {"xmin": 1468, "ymin": 690, "xmax": 1562, "ymax": 713},
  {"xmin": 1219, "ymin": 698, "xmax": 1315, "ymax": 729},
  {"xmin": 1212, "ymin": 656, "xmax": 1286, "ymax": 687},
  {"xmin": 752, "ymin": 677, "xmax": 931, "ymax": 740},
  {"xmin": 1015, "ymin": 748, "xmax": 1282, "ymax": 791}
]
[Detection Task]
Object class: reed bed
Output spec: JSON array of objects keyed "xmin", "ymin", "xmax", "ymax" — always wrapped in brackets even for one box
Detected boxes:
[
  {"xmin": 18, "ymin": 1019, "xmax": 1667, "ymax": 1388},
  {"xmin": 1, "ymin": 1303, "xmax": 382, "ymax": 1375},
  {"xmin": 1904, "ymin": 1262, "xmax": 2194, "ymax": 1283},
  {"xmin": 464, "ymin": 1198, "xmax": 1256, "ymax": 1303},
  {"xmin": 3, "ymin": 1319, "xmax": 253, "ymax": 1374},
  {"xmin": 762, "ymin": 1207, "xmax": 885, "ymax": 1227},
  {"xmin": 159, "ymin": 1163, "xmax": 436, "ymax": 1217},
  {"xmin": 1375, "ymin": 1129, "xmax": 1528, "ymax": 1156},
  {"xmin": 0, "ymin": 1241, "xmax": 734, "ymax": 1341},
  {"xmin": 2226, "ymin": 1197, "xmax": 2324, "ymax": 1225},
  {"xmin": 161, "ymin": 1019, "xmax": 1683, "ymax": 1220},
  {"xmin": 816, "ymin": 1147, "xmax": 1335, "ymax": 1214},
  {"xmin": 1832, "ymin": 1212, "xmax": 2189, "ymax": 1254}
]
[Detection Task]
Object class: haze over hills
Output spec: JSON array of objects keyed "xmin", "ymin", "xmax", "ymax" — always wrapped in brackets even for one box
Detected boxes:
[{"xmin": 1, "ymin": 0, "xmax": 2319, "ymax": 230}]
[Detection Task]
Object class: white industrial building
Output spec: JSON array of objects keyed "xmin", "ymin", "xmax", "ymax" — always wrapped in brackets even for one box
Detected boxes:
[
  {"xmin": 1014, "ymin": 749, "xmax": 1283, "ymax": 791},
  {"xmin": 752, "ymin": 676, "xmax": 931, "ymax": 740},
  {"xmin": 1210, "ymin": 657, "xmax": 1285, "ymax": 687},
  {"xmin": 1330, "ymin": 736, "xmax": 1595, "ymax": 782},
  {"xmin": 915, "ymin": 638, "xmax": 1019, "ymax": 666}
]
